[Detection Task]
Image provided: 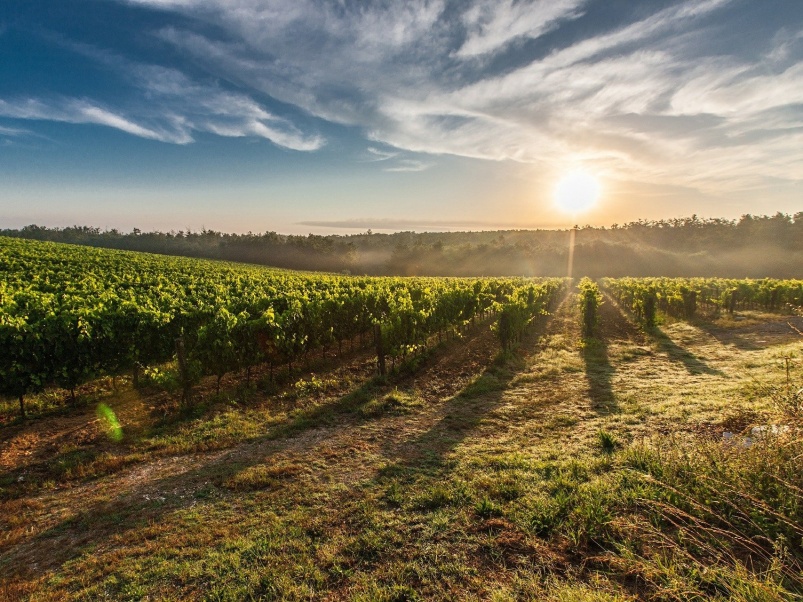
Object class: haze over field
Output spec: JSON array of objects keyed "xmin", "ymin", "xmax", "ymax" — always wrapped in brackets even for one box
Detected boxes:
[{"xmin": 1, "ymin": 0, "xmax": 802, "ymax": 234}]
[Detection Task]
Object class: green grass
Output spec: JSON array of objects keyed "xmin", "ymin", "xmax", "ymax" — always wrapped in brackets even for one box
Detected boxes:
[{"xmin": 1, "ymin": 294, "xmax": 802, "ymax": 600}]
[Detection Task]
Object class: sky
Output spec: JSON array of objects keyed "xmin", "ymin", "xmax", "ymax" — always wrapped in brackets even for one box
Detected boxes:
[{"xmin": 1, "ymin": 0, "xmax": 802, "ymax": 234}]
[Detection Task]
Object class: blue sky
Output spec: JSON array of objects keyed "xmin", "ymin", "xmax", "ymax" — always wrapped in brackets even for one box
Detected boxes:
[{"xmin": 1, "ymin": 0, "xmax": 801, "ymax": 233}]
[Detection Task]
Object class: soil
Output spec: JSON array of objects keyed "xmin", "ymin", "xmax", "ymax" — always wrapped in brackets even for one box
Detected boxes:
[{"xmin": 1, "ymin": 294, "xmax": 801, "ymax": 599}]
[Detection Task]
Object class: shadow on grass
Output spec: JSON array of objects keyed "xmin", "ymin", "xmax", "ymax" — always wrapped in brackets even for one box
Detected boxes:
[
  {"xmin": 649, "ymin": 328, "xmax": 724, "ymax": 376},
  {"xmin": 381, "ymin": 308, "xmax": 558, "ymax": 472},
  {"xmin": 582, "ymin": 337, "xmax": 616, "ymax": 413},
  {"xmin": 384, "ymin": 361, "xmax": 516, "ymax": 471},
  {"xmin": 0, "ymin": 393, "xmax": 373, "ymax": 580},
  {"xmin": 690, "ymin": 315, "xmax": 803, "ymax": 352},
  {"xmin": 0, "ymin": 318, "xmax": 505, "ymax": 582}
]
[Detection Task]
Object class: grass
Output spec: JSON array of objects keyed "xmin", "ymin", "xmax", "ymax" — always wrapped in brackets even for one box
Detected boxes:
[
  {"xmin": 359, "ymin": 388, "xmax": 425, "ymax": 418},
  {"xmin": 1, "ymin": 295, "xmax": 802, "ymax": 600},
  {"xmin": 597, "ymin": 429, "xmax": 619, "ymax": 453}
]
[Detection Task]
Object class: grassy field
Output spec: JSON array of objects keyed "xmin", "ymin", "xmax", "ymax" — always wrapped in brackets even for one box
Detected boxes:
[{"xmin": 1, "ymin": 292, "xmax": 802, "ymax": 601}]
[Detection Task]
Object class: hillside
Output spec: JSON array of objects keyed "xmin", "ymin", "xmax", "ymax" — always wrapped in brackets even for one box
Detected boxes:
[
  {"xmin": 1, "ymin": 269, "xmax": 802, "ymax": 599},
  {"xmin": 4, "ymin": 212, "xmax": 803, "ymax": 277}
]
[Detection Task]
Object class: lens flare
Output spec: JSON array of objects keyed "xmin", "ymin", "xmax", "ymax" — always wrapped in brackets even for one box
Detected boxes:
[{"xmin": 97, "ymin": 403, "xmax": 123, "ymax": 442}]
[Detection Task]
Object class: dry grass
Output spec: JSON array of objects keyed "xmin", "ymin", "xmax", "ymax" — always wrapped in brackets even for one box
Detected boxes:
[{"xmin": 1, "ymin": 296, "xmax": 802, "ymax": 600}]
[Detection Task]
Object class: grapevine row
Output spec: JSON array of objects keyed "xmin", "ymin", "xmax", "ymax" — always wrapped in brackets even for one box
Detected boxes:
[
  {"xmin": 0, "ymin": 237, "xmax": 565, "ymax": 417},
  {"xmin": 602, "ymin": 277, "xmax": 803, "ymax": 325}
]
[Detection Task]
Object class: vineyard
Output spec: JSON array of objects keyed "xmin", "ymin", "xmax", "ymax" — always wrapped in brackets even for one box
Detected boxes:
[
  {"xmin": 603, "ymin": 277, "xmax": 803, "ymax": 326},
  {"xmin": 1, "ymin": 238, "xmax": 803, "ymax": 601},
  {"xmin": 0, "ymin": 237, "xmax": 564, "ymax": 419}
]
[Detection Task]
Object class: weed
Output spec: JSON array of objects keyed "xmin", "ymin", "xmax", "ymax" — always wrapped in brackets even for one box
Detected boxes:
[
  {"xmin": 460, "ymin": 372, "xmax": 506, "ymax": 398},
  {"xmin": 414, "ymin": 482, "xmax": 469, "ymax": 511},
  {"xmin": 290, "ymin": 374, "xmax": 338, "ymax": 399},
  {"xmin": 383, "ymin": 482, "xmax": 404, "ymax": 508},
  {"xmin": 352, "ymin": 584, "xmax": 420, "ymax": 602},
  {"xmin": 223, "ymin": 462, "xmax": 306, "ymax": 491},
  {"xmin": 528, "ymin": 493, "xmax": 570, "ymax": 537},
  {"xmin": 475, "ymin": 496, "xmax": 502, "ymax": 518},
  {"xmin": 360, "ymin": 389, "xmax": 423, "ymax": 418},
  {"xmin": 140, "ymin": 365, "xmax": 182, "ymax": 395},
  {"xmin": 767, "ymin": 384, "xmax": 803, "ymax": 418},
  {"xmin": 597, "ymin": 430, "xmax": 619, "ymax": 454}
]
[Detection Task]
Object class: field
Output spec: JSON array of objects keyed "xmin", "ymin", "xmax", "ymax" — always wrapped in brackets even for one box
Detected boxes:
[{"xmin": 1, "ymin": 239, "xmax": 802, "ymax": 600}]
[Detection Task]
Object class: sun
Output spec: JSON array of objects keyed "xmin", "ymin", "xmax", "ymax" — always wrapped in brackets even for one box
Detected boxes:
[{"xmin": 554, "ymin": 169, "xmax": 601, "ymax": 214}]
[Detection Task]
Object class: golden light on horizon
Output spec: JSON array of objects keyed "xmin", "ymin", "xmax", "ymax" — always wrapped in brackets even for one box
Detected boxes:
[{"xmin": 554, "ymin": 169, "xmax": 601, "ymax": 215}]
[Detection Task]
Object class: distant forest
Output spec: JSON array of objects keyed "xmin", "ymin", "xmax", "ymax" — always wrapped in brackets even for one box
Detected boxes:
[{"xmin": 3, "ymin": 213, "xmax": 802, "ymax": 278}]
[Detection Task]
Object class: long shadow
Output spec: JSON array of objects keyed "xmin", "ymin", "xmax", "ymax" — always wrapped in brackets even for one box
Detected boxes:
[
  {"xmin": 600, "ymin": 291, "xmax": 723, "ymax": 377},
  {"xmin": 383, "ymin": 362, "xmax": 516, "ymax": 471},
  {"xmin": 381, "ymin": 302, "xmax": 561, "ymax": 473},
  {"xmin": 0, "ymin": 381, "xmax": 398, "ymax": 581},
  {"xmin": 0, "ymin": 316, "xmax": 506, "ymax": 581},
  {"xmin": 649, "ymin": 328, "xmax": 724, "ymax": 376},
  {"xmin": 0, "ymin": 342, "xmax": 393, "ymax": 503},
  {"xmin": 691, "ymin": 315, "xmax": 803, "ymax": 352},
  {"xmin": 582, "ymin": 336, "xmax": 616, "ymax": 413},
  {"xmin": 0, "ymin": 376, "xmax": 383, "ymax": 504},
  {"xmin": 583, "ymin": 292, "xmax": 649, "ymax": 414}
]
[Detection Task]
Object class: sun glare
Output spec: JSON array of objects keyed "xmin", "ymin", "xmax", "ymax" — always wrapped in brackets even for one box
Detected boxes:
[{"xmin": 554, "ymin": 169, "xmax": 601, "ymax": 214}]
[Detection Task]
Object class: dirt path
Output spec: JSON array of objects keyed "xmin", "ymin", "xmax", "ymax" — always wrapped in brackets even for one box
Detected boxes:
[
  {"xmin": 0, "ymin": 316, "xmax": 506, "ymax": 581},
  {"xmin": 2, "ymin": 293, "xmax": 800, "ymax": 599}
]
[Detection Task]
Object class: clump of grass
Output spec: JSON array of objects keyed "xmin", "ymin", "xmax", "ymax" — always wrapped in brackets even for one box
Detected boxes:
[
  {"xmin": 543, "ymin": 577, "xmax": 632, "ymax": 601},
  {"xmin": 383, "ymin": 482, "xmax": 404, "ymax": 508},
  {"xmin": 414, "ymin": 482, "xmax": 470, "ymax": 511},
  {"xmin": 352, "ymin": 583, "xmax": 420, "ymax": 602},
  {"xmin": 489, "ymin": 476, "xmax": 523, "ymax": 501},
  {"xmin": 289, "ymin": 374, "xmax": 339, "ymax": 399},
  {"xmin": 460, "ymin": 372, "xmax": 506, "ymax": 398},
  {"xmin": 596, "ymin": 430, "xmax": 619, "ymax": 454},
  {"xmin": 546, "ymin": 414, "xmax": 579, "ymax": 430},
  {"xmin": 360, "ymin": 389, "xmax": 423, "ymax": 418},
  {"xmin": 483, "ymin": 452, "xmax": 533, "ymax": 471},
  {"xmin": 614, "ymin": 433, "xmax": 803, "ymax": 599},
  {"xmin": 223, "ymin": 461, "xmax": 306, "ymax": 491},
  {"xmin": 528, "ymin": 493, "xmax": 570, "ymax": 537},
  {"xmin": 475, "ymin": 496, "xmax": 502, "ymax": 518}
]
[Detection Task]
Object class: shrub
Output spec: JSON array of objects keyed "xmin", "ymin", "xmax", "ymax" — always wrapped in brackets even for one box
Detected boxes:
[{"xmin": 578, "ymin": 278, "xmax": 602, "ymax": 338}]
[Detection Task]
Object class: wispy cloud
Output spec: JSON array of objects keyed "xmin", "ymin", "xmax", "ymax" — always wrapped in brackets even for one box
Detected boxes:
[
  {"xmin": 0, "ymin": 124, "xmax": 31, "ymax": 137},
  {"xmin": 383, "ymin": 159, "xmax": 432, "ymax": 173},
  {"xmin": 456, "ymin": 0, "xmax": 585, "ymax": 58},
  {"xmin": 0, "ymin": 36, "xmax": 324, "ymax": 150},
  {"xmin": 0, "ymin": 97, "xmax": 173, "ymax": 141},
  {"xmin": 45, "ymin": 0, "xmax": 803, "ymax": 192},
  {"xmin": 365, "ymin": 147, "xmax": 399, "ymax": 161},
  {"xmin": 365, "ymin": 146, "xmax": 432, "ymax": 172}
]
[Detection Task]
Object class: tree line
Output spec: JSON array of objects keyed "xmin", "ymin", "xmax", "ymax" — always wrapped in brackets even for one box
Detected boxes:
[{"xmin": 3, "ymin": 212, "xmax": 802, "ymax": 278}]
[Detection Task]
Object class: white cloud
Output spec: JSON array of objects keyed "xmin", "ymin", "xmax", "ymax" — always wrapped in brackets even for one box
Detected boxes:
[
  {"xmin": 671, "ymin": 62, "xmax": 803, "ymax": 117},
  {"xmin": 0, "ymin": 36, "xmax": 323, "ymax": 150},
  {"xmin": 128, "ymin": 64, "xmax": 324, "ymax": 150},
  {"xmin": 78, "ymin": 104, "xmax": 174, "ymax": 141},
  {"xmin": 383, "ymin": 159, "xmax": 432, "ymax": 173},
  {"xmin": 0, "ymin": 124, "xmax": 31, "ymax": 137},
  {"xmin": 457, "ymin": 0, "xmax": 585, "ymax": 58},
  {"xmin": 0, "ymin": 97, "xmax": 175, "ymax": 141},
  {"xmin": 101, "ymin": 0, "xmax": 803, "ymax": 193},
  {"xmin": 365, "ymin": 147, "xmax": 399, "ymax": 161}
]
